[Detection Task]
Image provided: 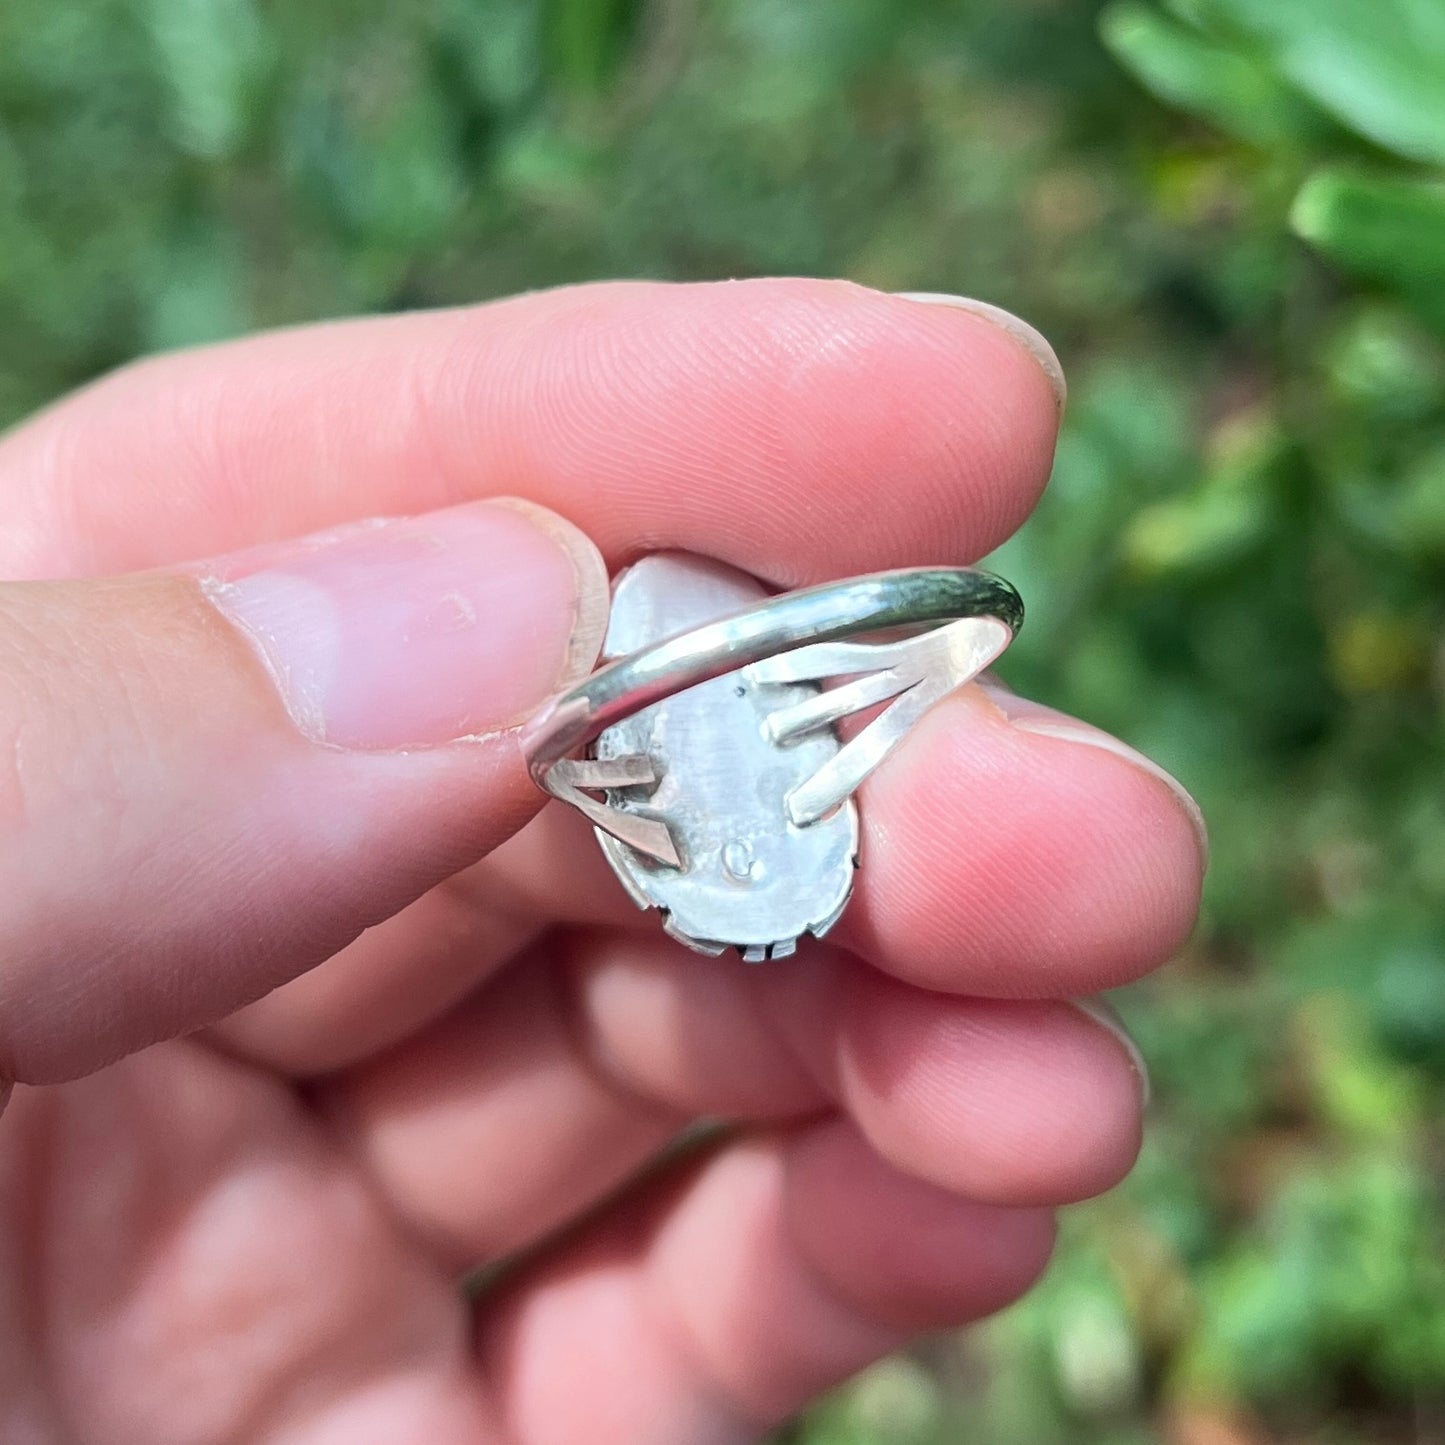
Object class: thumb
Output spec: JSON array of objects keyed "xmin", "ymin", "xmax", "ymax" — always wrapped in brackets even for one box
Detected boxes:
[{"xmin": 0, "ymin": 498, "xmax": 608, "ymax": 1089}]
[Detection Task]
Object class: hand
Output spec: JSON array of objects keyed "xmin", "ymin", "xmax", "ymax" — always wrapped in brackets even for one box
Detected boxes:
[{"xmin": 0, "ymin": 281, "xmax": 1205, "ymax": 1444}]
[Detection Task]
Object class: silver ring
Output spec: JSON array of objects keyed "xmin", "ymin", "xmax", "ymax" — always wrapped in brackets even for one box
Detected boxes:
[{"xmin": 522, "ymin": 554, "xmax": 1023, "ymax": 960}]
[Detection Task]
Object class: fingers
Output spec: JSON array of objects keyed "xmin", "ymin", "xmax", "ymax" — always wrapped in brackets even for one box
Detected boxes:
[
  {"xmin": 474, "ymin": 685, "xmax": 1203, "ymax": 990},
  {"xmin": 473, "ymin": 686, "xmax": 1205, "ymax": 1000},
  {"xmin": 0, "ymin": 500, "xmax": 608, "ymax": 1087},
  {"xmin": 571, "ymin": 935, "xmax": 1147, "ymax": 1204},
  {"xmin": 3, "ymin": 1006, "xmax": 1055, "ymax": 1445},
  {"xmin": 839, "ymin": 684, "xmax": 1207, "ymax": 992},
  {"xmin": 0, "ymin": 1043, "xmax": 500, "ymax": 1445},
  {"xmin": 0, "ymin": 275, "xmax": 1073, "ymax": 1087},
  {"xmin": 323, "ymin": 946, "xmax": 685, "ymax": 1271},
  {"xmin": 0, "ymin": 280, "xmax": 1061, "ymax": 583},
  {"xmin": 211, "ymin": 880, "xmax": 542, "ymax": 1075},
  {"xmin": 217, "ymin": 679, "xmax": 1203, "ymax": 1078},
  {"xmin": 5, "ymin": 1041, "xmax": 1049, "ymax": 1445},
  {"xmin": 782, "ymin": 1120, "xmax": 1055, "ymax": 1333},
  {"xmin": 477, "ymin": 1123, "xmax": 1055, "ymax": 1444},
  {"xmin": 319, "ymin": 931, "xmax": 1142, "ymax": 1271},
  {"xmin": 810, "ymin": 965, "xmax": 1146, "ymax": 1203}
]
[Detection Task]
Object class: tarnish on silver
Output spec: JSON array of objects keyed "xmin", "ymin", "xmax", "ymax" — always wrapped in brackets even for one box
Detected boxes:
[{"xmin": 521, "ymin": 554, "xmax": 1023, "ymax": 960}]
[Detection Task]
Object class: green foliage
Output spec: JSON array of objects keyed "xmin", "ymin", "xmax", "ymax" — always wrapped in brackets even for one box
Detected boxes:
[
  {"xmin": 1292, "ymin": 170, "xmax": 1445, "ymax": 333},
  {"xmin": 0, "ymin": 1, "xmax": 1441, "ymax": 1441},
  {"xmin": 1099, "ymin": 4, "xmax": 1326, "ymax": 148},
  {"xmin": 1183, "ymin": 0, "xmax": 1445, "ymax": 166}
]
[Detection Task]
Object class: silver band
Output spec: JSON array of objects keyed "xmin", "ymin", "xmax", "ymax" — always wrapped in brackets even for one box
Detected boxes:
[{"xmin": 523, "ymin": 566, "xmax": 1023, "ymax": 784}]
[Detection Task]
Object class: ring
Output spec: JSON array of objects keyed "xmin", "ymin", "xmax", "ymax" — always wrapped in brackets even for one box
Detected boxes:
[{"xmin": 522, "ymin": 554, "xmax": 1023, "ymax": 960}]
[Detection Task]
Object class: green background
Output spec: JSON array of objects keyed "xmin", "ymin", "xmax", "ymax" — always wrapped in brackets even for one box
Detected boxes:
[{"xmin": 2, "ymin": 0, "xmax": 1443, "ymax": 1440}]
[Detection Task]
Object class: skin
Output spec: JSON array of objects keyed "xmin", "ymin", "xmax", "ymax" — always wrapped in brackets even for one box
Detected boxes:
[{"xmin": 0, "ymin": 280, "xmax": 1205, "ymax": 1445}]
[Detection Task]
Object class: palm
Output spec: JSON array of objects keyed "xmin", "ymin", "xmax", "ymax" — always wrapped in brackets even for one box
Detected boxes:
[
  {"xmin": 0, "ymin": 281, "xmax": 1202, "ymax": 1444},
  {"xmin": 2, "ymin": 1041, "xmax": 481, "ymax": 1443}
]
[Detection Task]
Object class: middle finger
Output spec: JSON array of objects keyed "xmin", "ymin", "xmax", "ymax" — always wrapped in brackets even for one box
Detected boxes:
[{"xmin": 316, "ymin": 929, "xmax": 1146, "ymax": 1272}]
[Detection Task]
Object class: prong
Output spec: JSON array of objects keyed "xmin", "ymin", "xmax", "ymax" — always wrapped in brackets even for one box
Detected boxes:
[
  {"xmin": 663, "ymin": 913, "xmax": 728, "ymax": 955},
  {"xmin": 778, "ymin": 616, "xmax": 1015, "ymax": 825},
  {"xmin": 744, "ymin": 638, "xmax": 891, "ymax": 685},
  {"xmin": 762, "ymin": 667, "xmax": 908, "ymax": 743},
  {"xmin": 544, "ymin": 756, "xmax": 682, "ymax": 868},
  {"xmin": 558, "ymin": 756, "xmax": 659, "ymax": 789}
]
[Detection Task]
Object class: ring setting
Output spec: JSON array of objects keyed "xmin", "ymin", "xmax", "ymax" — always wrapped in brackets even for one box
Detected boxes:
[{"xmin": 522, "ymin": 553, "xmax": 1023, "ymax": 960}]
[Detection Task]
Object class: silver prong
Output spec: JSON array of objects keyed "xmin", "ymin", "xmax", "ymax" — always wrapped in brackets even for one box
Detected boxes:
[
  {"xmin": 663, "ymin": 913, "xmax": 729, "ymax": 955},
  {"xmin": 545, "ymin": 756, "xmax": 682, "ymax": 868},
  {"xmin": 561, "ymin": 756, "xmax": 660, "ymax": 789},
  {"xmin": 780, "ymin": 616, "xmax": 1014, "ymax": 825},
  {"xmin": 762, "ymin": 667, "xmax": 907, "ymax": 743}
]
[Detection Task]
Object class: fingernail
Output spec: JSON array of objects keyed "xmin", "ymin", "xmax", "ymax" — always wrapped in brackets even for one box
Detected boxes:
[
  {"xmin": 895, "ymin": 292, "xmax": 1067, "ymax": 412},
  {"xmin": 978, "ymin": 681, "xmax": 1209, "ymax": 869},
  {"xmin": 201, "ymin": 499, "xmax": 609, "ymax": 749},
  {"xmin": 1070, "ymin": 998, "xmax": 1150, "ymax": 1108}
]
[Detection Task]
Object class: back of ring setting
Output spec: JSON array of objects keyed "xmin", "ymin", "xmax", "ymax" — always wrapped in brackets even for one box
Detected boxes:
[{"xmin": 521, "ymin": 552, "xmax": 1023, "ymax": 961}]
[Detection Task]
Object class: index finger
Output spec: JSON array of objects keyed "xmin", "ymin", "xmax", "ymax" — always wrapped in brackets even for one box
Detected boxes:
[{"xmin": 0, "ymin": 279, "xmax": 1063, "ymax": 581}]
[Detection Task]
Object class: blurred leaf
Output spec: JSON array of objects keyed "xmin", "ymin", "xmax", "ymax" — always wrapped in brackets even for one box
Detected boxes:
[
  {"xmin": 808, "ymin": 1357, "xmax": 946, "ymax": 1444},
  {"xmin": 1327, "ymin": 610, "xmax": 1430, "ymax": 694},
  {"xmin": 1178, "ymin": 1154, "xmax": 1445, "ymax": 1400},
  {"xmin": 143, "ymin": 215, "xmax": 248, "ymax": 349},
  {"xmin": 1278, "ymin": 908, "xmax": 1445, "ymax": 1075},
  {"xmin": 1122, "ymin": 412, "xmax": 1283, "ymax": 578},
  {"xmin": 1323, "ymin": 305, "xmax": 1445, "ymax": 423},
  {"xmin": 1293, "ymin": 993, "xmax": 1424, "ymax": 1141},
  {"xmin": 1174, "ymin": 1234, "xmax": 1322, "ymax": 1398},
  {"xmin": 1123, "ymin": 483, "xmax": 1271, "ymax": 577},
  {"xmin": 1292, "ymin": 168, "xmax": 1445, "ymax": 333},
  {"xmin": 1389, "ymin": 442, "xmax": 1445, "ymax": 559},
  {"xmin": 144, "ymin": 0, "xmax": 272, "ymax": 159},
  {"xmin": 283, "ymin": 72, "xmax": 465, "ymax": 278},
  {"xmin": 544, "ymin": 0, "xmax": 641, "ymax": 96},
  {"xmin": 495, "ymin": 121, "xmax": 600, "ymax": 209},
  {"xmin": 1100, "ymin": 2, "xmax": 1324, "ymax": 148},
  {"xmin": 1188, "ymin": 0, "xmax": 1445, "ymax": 164},
  {"xmin": 441, "ymin": 0, "xmax": 542, "ymax": 112},
  {"xmin": 1053, "ymin": 1287, "xmax": 1144, "ymax": 1417}
]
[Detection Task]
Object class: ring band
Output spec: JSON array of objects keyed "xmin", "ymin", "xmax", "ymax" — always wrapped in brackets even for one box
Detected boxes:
[
  {"xmin": 522, "ymin": 556, "xmax": 1023, "ymax": 959},
  {"xmin": 523, "ymin": 565, "xmax": 1022, "ymax": 780}
]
